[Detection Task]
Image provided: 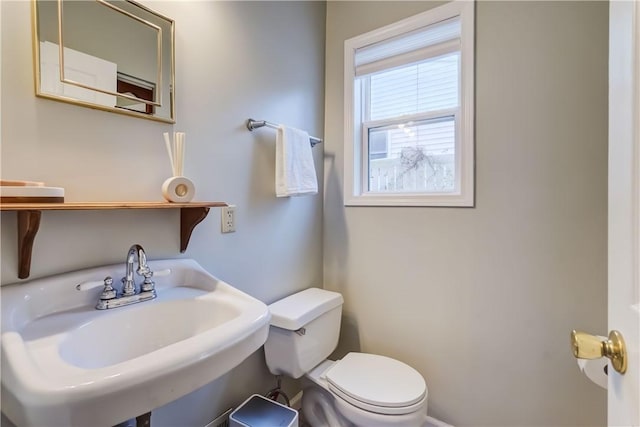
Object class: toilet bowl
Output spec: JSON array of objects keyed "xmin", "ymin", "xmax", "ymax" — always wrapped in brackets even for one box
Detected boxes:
[
  {"xmin": 263, "ymin": 288, "xmax": 432, "ymax": 427},
  {"xmin": 301, "ymin": 357, "xmax": 428, "ymax": 427}
]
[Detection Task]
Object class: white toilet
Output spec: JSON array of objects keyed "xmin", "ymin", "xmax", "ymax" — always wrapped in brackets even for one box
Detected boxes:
[{"xmin": 264, "ymin": 287, "xmax": 436, "ymax": 427}]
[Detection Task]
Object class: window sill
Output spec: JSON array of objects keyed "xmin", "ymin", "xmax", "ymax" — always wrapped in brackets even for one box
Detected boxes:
[{"xmin": 344, "ymin": 193, "xmax": 474, "ymax": 207}]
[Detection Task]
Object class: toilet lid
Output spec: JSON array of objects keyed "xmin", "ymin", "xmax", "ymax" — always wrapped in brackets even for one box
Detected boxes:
[{"xmin": 325, "ymin": 353, "xmax": 427, "ymax": 415}]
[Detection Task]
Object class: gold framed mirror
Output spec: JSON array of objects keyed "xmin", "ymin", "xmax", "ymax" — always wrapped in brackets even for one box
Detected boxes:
[{"xmin": 33, "ymin": 0, "xmax": 175, "ymax": 123}]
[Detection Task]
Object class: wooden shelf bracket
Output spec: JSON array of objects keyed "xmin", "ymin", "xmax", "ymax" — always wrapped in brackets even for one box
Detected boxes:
[
  {"xmin": 17, "ymin": 210, "xmax": 42, "ymax": 279},
  {"xmin": 180, "ymin": 207, "xmax": 210, "ymax": 253}
]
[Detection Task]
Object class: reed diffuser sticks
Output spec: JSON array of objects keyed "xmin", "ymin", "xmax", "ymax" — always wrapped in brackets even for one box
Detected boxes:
[{"xmin": 163, "ymin": 132, "xmax": 186, "ymax": 176}]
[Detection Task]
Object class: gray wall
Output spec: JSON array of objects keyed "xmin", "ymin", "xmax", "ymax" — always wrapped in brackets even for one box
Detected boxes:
[
  {"xmin": 1, "ymin": 1, "xmax": 325, "ymax": 426},
  {"xmin": 323, "ymin": 1, "xmax": 608, "ymax": 426}
]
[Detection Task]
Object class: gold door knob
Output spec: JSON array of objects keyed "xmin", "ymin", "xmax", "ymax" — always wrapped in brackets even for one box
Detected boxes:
[{"xmin": 571, "ymin": 330, "xmax": 627, "ymax": 374}]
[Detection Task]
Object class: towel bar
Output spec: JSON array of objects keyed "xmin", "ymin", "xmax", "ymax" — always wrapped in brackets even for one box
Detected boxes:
[{"xmin": 246, "ymin": 119, "xmax": 322, "ymax": 147}]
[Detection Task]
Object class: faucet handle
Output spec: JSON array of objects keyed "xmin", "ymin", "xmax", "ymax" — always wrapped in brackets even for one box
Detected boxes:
[
  {"xmin": 99, "ymin": 277, "xmax": 117, "ymax": 300},
  {"xmin": 139, "ymin": 268, "xmax": 171, "ymax": 292},
  {"xmin": 76, "ymin": 277, "xmax": 118, "ymax": 300},
  {"xmin": 137, "ymin": 264, "xmax": 152, "ymax": 277},
  {"xmin": 139, "ymin": 268, "xmax": 171, "ymax": 293}
]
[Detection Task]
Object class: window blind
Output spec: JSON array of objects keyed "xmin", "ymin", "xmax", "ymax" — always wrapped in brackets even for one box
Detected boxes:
[{"xmin": 354, "ymin": 17, "xmax": 460, "ymax": 77}]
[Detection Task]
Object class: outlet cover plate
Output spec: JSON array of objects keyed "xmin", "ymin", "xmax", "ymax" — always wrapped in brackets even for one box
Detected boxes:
[{"xmin": 221, "ymin": 205, "xmax": 236, "ymax": 233}]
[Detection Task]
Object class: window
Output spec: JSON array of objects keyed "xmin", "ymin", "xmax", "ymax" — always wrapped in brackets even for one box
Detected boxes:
[{"xmin": 344, "ymin": 1, "xmax": 474, "ymax": 206}]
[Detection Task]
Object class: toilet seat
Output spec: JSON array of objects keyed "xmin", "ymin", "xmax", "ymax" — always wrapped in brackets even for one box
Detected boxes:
[{"xmin": 324, "ymin": 353, "xmax": 427, "ymax": 415}]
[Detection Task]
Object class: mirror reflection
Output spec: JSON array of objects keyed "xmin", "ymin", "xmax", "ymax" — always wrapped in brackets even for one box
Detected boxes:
[{"xmin": 34, "ymin": 0, "xmax": 175, "ymax": 123}]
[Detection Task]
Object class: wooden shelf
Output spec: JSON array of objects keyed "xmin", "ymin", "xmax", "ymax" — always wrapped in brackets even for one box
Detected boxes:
[{"xmin": 0, "ymin": 201, "xmax": 227, "ymax": 279}]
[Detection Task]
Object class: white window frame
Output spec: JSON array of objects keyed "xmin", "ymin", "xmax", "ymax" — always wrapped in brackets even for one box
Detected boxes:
[{"xmin": 344, "ymin": 1, "xmax": 475, "ymax": 207}]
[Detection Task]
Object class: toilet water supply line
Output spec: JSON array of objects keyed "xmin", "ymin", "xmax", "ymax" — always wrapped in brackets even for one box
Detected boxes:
[{"xmin": 265, "ymin": 375, "xmax": 291, "ymax": 406}]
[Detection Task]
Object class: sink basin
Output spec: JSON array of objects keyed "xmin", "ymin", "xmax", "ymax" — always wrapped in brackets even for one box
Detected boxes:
[{"xmin": 1, "ymin": 259, "xmax": 270, "ymax": 427}]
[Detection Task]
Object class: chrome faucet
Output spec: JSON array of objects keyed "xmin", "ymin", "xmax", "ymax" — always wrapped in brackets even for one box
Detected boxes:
[
  {"xmin": 122, "ymin": 244, "xmax": 152, "ymax": 296},
  {"xmin": 76, "ymin": 244, "xmax": 165, "ymax": 310}
]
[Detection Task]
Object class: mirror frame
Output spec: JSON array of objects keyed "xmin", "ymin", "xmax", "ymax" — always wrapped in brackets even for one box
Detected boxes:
[{"xmin": 32, "ymin": 0, "xmax": 176, "ymax": 124}]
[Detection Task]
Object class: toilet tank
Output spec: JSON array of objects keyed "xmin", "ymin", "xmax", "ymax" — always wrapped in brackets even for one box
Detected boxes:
[{"xmin": 264, "ymin": 288, "xmax": 343, "ymax": 379}]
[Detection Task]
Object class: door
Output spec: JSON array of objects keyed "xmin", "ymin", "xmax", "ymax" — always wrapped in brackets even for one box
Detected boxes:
[
  {"xmin": 608, "ymin": 0, "xmax": 639, "ymax": 425},
  {"xmin": 574, "ymin": 1, "xmax": 640, "ymax": 424}
]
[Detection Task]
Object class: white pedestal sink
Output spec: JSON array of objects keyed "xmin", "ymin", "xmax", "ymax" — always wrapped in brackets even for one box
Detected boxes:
[{"xmin": 1, "ymin": 259, "xmax": 271, "ymax": 427}]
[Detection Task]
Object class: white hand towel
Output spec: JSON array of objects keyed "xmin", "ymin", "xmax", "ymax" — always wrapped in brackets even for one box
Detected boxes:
[{"xmin": 275, "ymin": 126, "xmax": 318, "ymax": 197}]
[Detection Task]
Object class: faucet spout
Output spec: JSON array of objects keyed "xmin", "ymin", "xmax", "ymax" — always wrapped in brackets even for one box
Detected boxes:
[{"xmin": 122, "ymin": 244, "xmax": 149, "ymax": 296}]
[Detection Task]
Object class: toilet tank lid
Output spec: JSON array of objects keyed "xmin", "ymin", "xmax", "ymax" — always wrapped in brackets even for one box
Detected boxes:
[{"xmin": 268, "ymin": 288, "xmax": 343, "ymax": 331}]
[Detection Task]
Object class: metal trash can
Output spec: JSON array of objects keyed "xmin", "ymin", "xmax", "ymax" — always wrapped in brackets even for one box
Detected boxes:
[{"xmin": 229, "ymin": 394, "xmax": 298, "ymax": 427}]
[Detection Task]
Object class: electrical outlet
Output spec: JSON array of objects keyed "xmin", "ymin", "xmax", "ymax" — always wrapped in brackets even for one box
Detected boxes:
[{"xmin": 221, "ymin": 205, "xmax": 236, "ymax": 233}]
